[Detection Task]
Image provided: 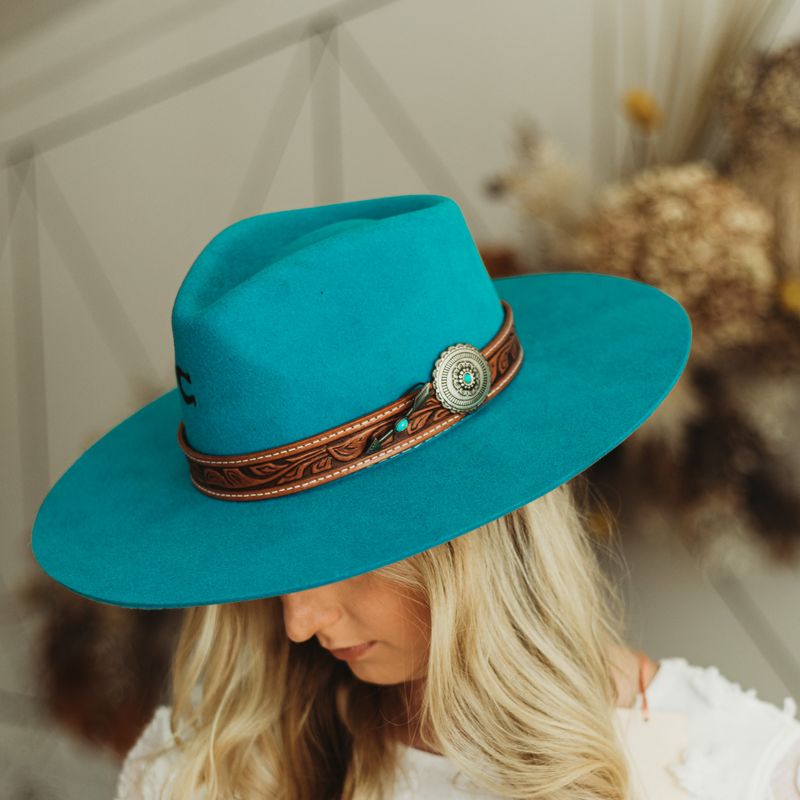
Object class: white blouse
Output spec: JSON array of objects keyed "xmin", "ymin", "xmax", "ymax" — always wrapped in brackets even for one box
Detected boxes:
[{"xmin": 115, "ymin": 659, "xmax": 800, "ymax": 800}]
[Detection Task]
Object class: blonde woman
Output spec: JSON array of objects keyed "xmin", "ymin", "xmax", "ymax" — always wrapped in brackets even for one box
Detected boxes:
[{"xmin": 32, "ymin": 196, "xmax": 800, "ymax": 799}]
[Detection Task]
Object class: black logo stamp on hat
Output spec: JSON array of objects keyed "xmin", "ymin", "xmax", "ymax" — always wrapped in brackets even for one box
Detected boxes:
[{"xmin": 176, "ymin": 366, "xmax": 196, "ymax": 406}]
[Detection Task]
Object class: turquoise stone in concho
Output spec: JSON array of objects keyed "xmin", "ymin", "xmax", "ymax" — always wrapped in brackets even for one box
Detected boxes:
[
  {"xmin": 432, "ymin": 344, "xmax": 492, "ymax": 414},
  {"xmin": 395, "ymin": 418, "xmax": 409, "ymax": 432}
]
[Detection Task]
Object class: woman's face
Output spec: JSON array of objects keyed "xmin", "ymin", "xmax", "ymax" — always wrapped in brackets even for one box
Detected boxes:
[{"xmin": 280, "ymin": 571, "xmax": 430, "ymax": 686}]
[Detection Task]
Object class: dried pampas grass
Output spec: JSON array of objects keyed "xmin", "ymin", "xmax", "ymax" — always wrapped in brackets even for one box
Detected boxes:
[
  {"xmin": 721, "ymin": 40, "xmax": 800, "ymax": 278},
  {"xmin": 486, "ymin": 122, "xmax": 591, "ymax": 271}
]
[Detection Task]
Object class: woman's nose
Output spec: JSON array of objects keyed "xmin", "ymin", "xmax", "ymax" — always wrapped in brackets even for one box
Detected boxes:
[{"xmin": 281, "ymin": 588, "xmax": 342, "ymax": 643}]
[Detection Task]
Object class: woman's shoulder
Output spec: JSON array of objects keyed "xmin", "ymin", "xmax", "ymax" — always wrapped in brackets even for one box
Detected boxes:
[
  {"xmin": 645, "ymin": 658, "xmax": 800, "ymax": 800},
  {"xmin": 114, "ymin": 706, "xmax": 184, "ymax": 800}
]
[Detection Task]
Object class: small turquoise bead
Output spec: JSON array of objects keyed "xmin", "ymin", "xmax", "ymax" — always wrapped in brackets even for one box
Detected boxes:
[
  {"xmin": 395, "ymin": 418, "xmax": 409, "ymax": 432},
  {"xmin": 464, "ymin": 373, "xmax": 472, "ymax": 384}
]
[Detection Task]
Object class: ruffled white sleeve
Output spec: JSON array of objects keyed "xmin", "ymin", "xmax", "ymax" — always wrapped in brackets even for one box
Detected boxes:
[
  {"xmin": 768, "ymin": 737, "xmax": 800, "ymax": 800},
  {"xmin": 114, "ymin": 706, "xmax": 183, "ymax": 800},
  {"xmin": 647, "ymin": 659, "xmax": 800, "ymax": 800}
]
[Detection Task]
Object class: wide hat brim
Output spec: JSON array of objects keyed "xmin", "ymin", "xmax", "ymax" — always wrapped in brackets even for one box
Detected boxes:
[{"xmin": 32, "ymin": 272, "xmax": 690, "ymax": 609}]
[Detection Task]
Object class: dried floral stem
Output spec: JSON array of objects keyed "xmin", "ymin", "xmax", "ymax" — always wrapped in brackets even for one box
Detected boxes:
[
  {"xmin": 614, "ymin": 0, "xmax": 796, "ymax": 173},
  {"xmin": 679, "ymin": 0, "xmax": 786, "ymax": 162},
  {"xmin": 592, "ymin": 0, "xmax": 619, "ymax": 183}
]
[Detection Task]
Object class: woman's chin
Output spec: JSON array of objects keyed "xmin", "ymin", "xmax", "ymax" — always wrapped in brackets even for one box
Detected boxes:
[{"xmin": 349, "ymin": 661, "xmax": 403, "ymax": 685}]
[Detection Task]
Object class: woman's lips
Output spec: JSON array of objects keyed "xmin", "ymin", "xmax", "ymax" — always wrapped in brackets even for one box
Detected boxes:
[{"xmin": 328, "ymin": 641, "xmax": 376, "ymax": 661}]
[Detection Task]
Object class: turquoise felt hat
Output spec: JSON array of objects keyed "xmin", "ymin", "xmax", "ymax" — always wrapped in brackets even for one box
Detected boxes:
[{"xmin": 32, "ymin": 195, "xmax": 690, "ymax": 609}]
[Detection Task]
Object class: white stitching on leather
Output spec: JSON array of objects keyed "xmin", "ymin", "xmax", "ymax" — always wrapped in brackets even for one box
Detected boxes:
[
  {"xmin": 192, "ymin": 415, "xmax": 461, "ymax": 499},
  {"xmin": 193, "ymin": 349, "xmax": 524, "ymax": 500},
  {"xmin": 185, "ymin": 397, "xmax": 411, "ymax": 466},
  {"xmin": 185, "ymin": 302, "xmax": 516, "ymax": 470}
]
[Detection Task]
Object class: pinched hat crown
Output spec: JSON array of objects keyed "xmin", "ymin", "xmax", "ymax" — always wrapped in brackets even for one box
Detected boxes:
[{"xmin": 173, "ymin": 196, "xmax": 503, "ymax": 457}]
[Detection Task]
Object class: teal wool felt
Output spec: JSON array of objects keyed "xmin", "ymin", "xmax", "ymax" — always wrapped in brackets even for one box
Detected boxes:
[{"xmin": 32, "ymin": 195, "xmax": 691, "ymax": 609}]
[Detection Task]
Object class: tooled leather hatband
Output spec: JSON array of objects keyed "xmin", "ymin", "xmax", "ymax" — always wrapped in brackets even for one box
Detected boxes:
[{"xmin": 178, "ymin": 300, "xmax": 523, "ymax": 501}]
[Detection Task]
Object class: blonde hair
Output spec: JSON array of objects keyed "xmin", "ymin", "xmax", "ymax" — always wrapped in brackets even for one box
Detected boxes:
[{"xmin": 161, "ymin": 481, "xmax": 629, "ymax": 800}]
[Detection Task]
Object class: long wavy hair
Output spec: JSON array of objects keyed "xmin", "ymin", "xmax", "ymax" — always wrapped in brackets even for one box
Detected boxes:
[{"xmin": 160, "ymin": 480, "xmax": 629, "ymax": 800}]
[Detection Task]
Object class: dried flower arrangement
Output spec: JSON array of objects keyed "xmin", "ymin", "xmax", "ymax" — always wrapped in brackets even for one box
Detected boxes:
[
  {"xmin": 580, "ymin": 159, "xmax": 800, "ymax": 569},
  {"xmin": 720, "ymin": 40, "xmax": 800, "ymax": 282},
  {"xmin": 584, "ymin": 162, "xmax": 777, "ymax": 361},
  {"xmin": 589, "ymin": 0, "xmax": 792, "ymax": 180},
  {"xmin": 578, "ymin": 162, "xmax": 800, "ymax": 569},
  {"xmin": 23, "ymin": 577, "xmax": 182, "ymax": 756},
  {"xmin": 486, "ymin": 1, "xmax": 800, "ymax": 572}
]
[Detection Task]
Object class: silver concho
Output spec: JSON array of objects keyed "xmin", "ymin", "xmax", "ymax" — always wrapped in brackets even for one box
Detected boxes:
[{"xmin": 432, "ymin": 344, "xmax": 492, "ymax": 414}]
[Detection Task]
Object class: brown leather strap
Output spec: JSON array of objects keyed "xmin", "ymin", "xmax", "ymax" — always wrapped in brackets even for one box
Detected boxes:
[{"xmin": 178, "ymin": 300, "xmax": 523, "ymax": 500}]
